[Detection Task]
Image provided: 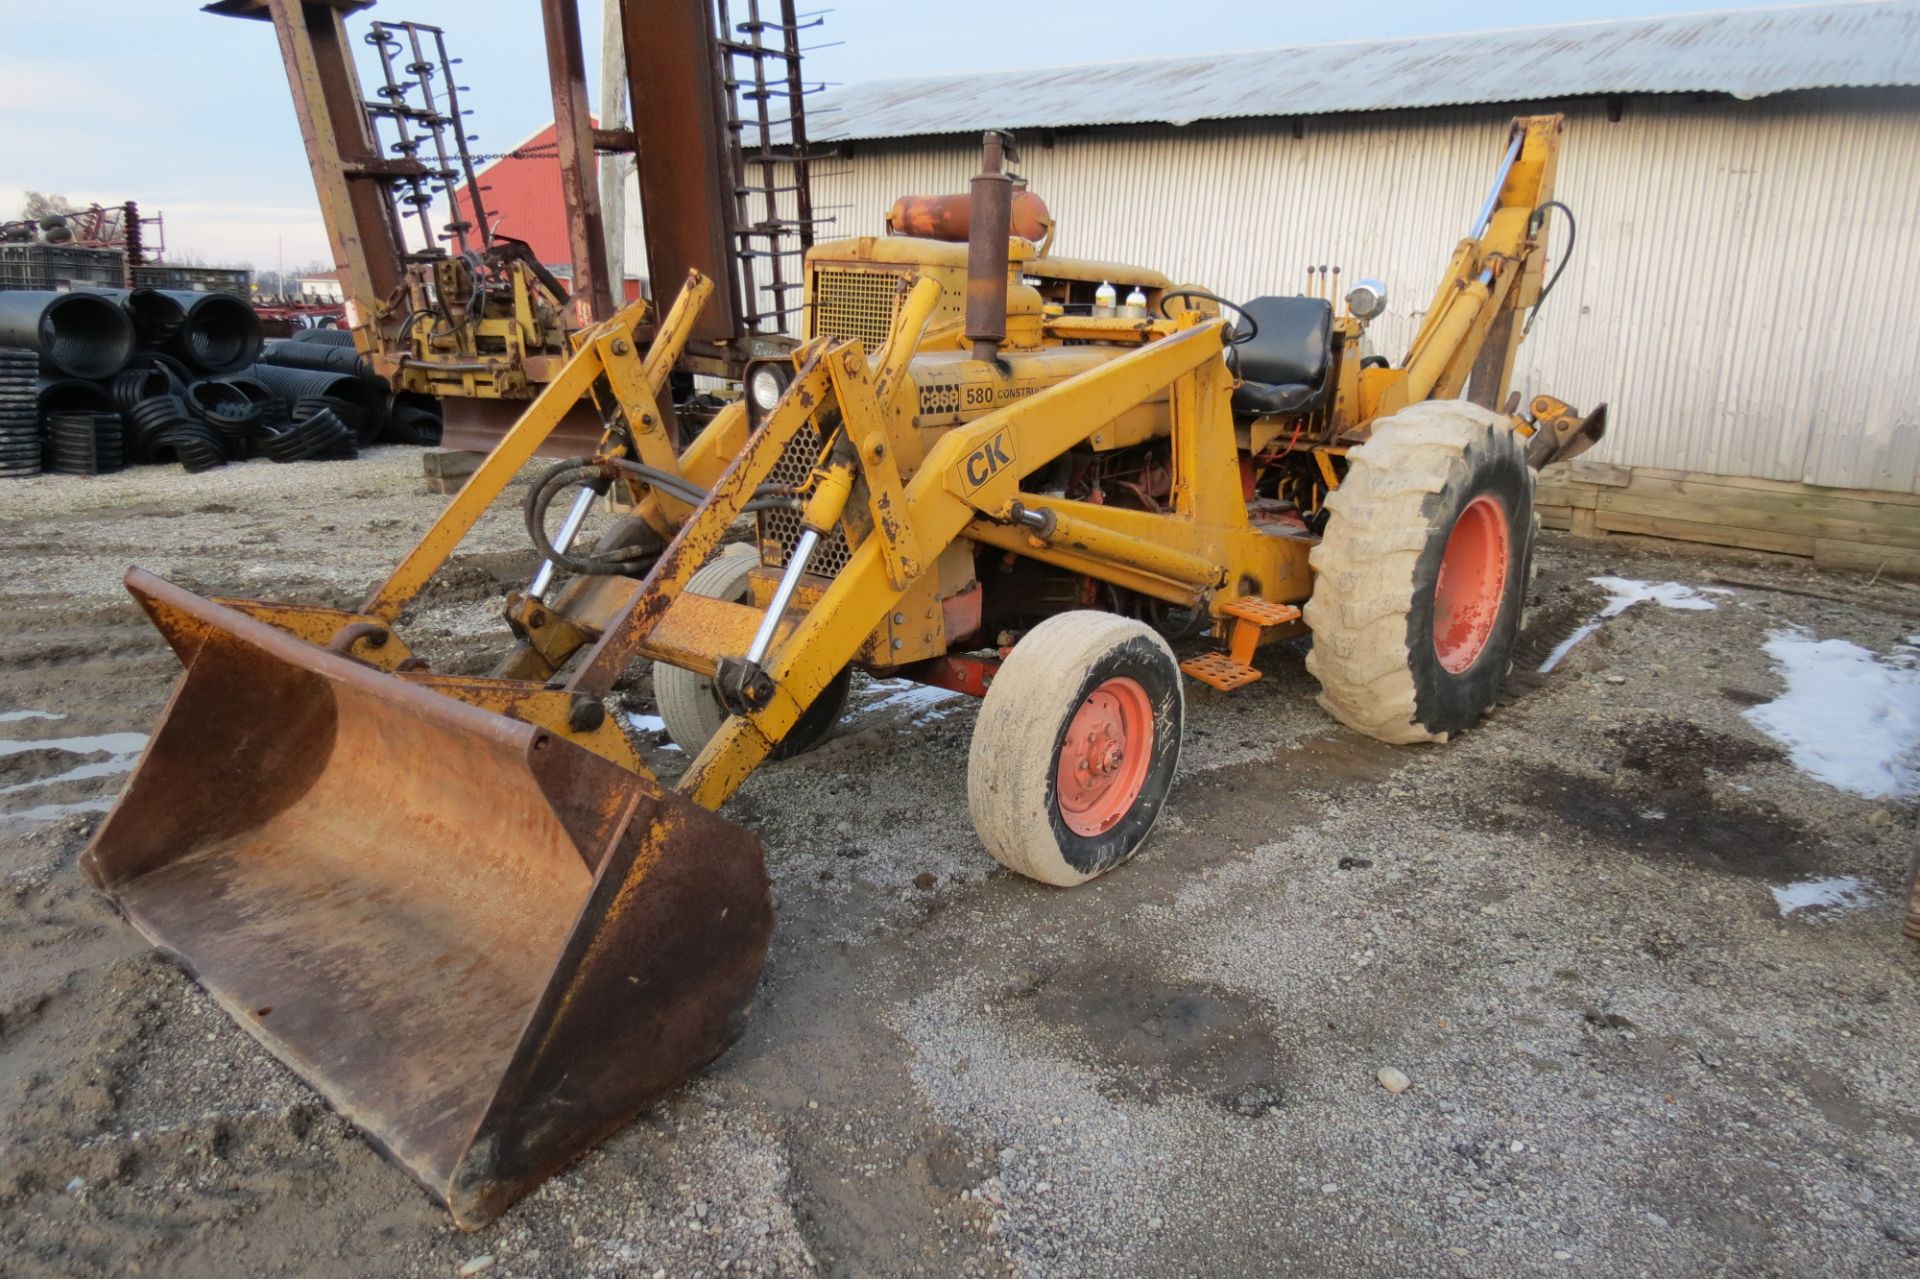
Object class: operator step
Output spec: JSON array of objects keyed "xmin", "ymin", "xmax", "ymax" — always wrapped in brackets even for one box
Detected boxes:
[{"xmin": 1178, "ymin": 597, "xmax": 1302, "ymax": 691}]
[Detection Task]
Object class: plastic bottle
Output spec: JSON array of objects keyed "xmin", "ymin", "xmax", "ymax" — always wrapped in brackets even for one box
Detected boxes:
[
  {"xmin": 1123, "ymin": 285, "xmax": 1149, "ymax": 320},
  {"xmin": 1092, "ymin": 280, "xmax": 1117, "ymax": 318}
]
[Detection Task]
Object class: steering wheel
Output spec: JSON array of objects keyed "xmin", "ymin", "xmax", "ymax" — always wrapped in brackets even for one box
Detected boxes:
[{"xmin": 1157, "ymin": 288, "xmax": 1259, "ymax": 345}]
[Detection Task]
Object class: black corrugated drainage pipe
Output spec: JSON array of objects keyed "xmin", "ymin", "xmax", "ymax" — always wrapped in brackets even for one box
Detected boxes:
[
  {"xmin": 159, "ymin": 291, "xmax": 264, "ymax": 375},
  {"xmin": 0, "ymin": 291, "xmax": 136, "ymax": 379}
]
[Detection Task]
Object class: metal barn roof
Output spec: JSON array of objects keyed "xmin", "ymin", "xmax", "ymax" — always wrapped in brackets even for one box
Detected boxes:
[{"xmin": 811, "ymin": 1, "xmax": 1920, "ymax": 143}]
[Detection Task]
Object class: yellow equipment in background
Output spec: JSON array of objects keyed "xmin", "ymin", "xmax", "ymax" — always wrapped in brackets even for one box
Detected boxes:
[{"xmin": 85, "ymin": 116, "xmax": 1602, "ymax": 1225}]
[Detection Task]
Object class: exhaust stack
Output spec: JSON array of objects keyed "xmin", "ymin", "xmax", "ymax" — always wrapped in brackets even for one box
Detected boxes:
[{"xmin": 965, "ymin": 131, "xmax": 1017, "ymax": 364}]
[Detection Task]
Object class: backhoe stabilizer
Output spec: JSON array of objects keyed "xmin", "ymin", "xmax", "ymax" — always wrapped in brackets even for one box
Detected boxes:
[{"xmin": 81, "ymin": 569, "xmax": 772, "ymax": 1228}]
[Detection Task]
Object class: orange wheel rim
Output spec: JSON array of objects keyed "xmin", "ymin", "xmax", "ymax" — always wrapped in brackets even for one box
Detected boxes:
[
  {"xmin": 1056, "ymin": 677, "xmax": 1154, "ymax": 838},
  {"xmin": 1432, "ymin": 494, "xmax": 1511, "ymax": 674}
]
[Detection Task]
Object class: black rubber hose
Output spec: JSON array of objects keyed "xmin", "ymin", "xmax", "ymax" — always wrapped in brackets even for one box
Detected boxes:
[
  {"xmin": 522, "ymin": 458, "xmax": 798, "ymax": 578},
  {"xmin": 156, "ymin": 290, "xmax": 264, "ymax": 375},
  {"xmin": 0, "ymin": 291, "xmax": 135, "ymax": 378},
  {"xmin": 599, "ymin": 455, "xmax": 800, "ymax": 505},
  {"xmin": 1527, "ymin": 200, "xmax": 1576, "ymax": 331},
  {"xmin": 599, "ymin": 458, "xmax": 714, "ymax": 507}
]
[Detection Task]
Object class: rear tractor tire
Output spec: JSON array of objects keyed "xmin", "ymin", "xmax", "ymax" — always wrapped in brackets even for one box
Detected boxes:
[
  {"xmin": 968, "ymin": 612, "xmax": 1183, "ymax": 887},
  {"xmin": 653, "ymin": 543, "xmax": 850, "ymax": 759},
  {"xmin": 1304, "ymin": 400, "xmax": 1536, "ymax": 744}
]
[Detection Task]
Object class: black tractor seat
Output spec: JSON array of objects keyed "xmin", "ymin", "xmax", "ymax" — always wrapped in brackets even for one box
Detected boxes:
[{"xmin": 1230, "ymin": 295, "xmax": 1332, "ymax": 417}]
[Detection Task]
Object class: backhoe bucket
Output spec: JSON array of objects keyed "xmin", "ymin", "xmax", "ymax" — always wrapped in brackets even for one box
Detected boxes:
[{"xmin": 82, "ymin": 569, "xmax": 772, "ymax": 1228}]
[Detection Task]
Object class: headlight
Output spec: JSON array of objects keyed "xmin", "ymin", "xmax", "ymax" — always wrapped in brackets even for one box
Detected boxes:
[
  {"xmin": 747, "ymin": 363, "xmax": 788, "ymax": 413},
  {"xmin": 1345, "ymin": 278, "xmax": 1388, "ymax": 321}
]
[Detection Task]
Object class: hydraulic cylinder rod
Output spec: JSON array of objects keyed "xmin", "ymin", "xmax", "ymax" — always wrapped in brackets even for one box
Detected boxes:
[
  {"xmin": 529, "ymin": 486, "xmax": 599, "ymax": 600},
  {"xmin": 742, "ymin": 446, "xmax": 858, "ymax": 666},
  {"xmin": 745, "ymin": 530, "xmax": 817, "ymax": 665},
  {"xmin": 1471, "ymin": 131, "xmax": 1525, "ymax": 240}
]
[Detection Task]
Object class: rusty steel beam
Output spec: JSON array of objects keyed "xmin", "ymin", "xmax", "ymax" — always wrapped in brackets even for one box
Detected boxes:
[
  {"xmin": 778, "ymin": 0, "xmax": 816, "ymax": 256},
  {"xmin": 540, "ymin": 0, "xmax": 615, "ymax": 327},
  {"xmin": 593, "ymin": 127, "xmax": 637, "ymax": 153},
  {"xmin": 620, "ymin": 0, "xmax": 741, "ymax": 343},
  {"xmin": 256, "ymin": 0, "xmax": 404, "ymax": 317}
]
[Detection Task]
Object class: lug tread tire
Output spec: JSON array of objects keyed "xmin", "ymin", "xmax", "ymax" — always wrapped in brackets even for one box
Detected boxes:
[
  {"xmin": 1304, "ymin": 400, "xmax": 1535, "ymax": 745},
  {"xmin": 968, "ymin": 611, "xmax": 1182, "ymax": 888}
]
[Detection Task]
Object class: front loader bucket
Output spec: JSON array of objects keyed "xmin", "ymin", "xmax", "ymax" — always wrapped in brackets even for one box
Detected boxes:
[{"xmin": 82, "ymin": 569, "xmax": 772, "ymax": 1228}]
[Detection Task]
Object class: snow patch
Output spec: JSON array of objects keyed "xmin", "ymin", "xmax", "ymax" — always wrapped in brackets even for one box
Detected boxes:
[
  {"xmin": 1538, "ymin": 621, "xmax": 1603, "ymax": 674},
  {"xmin": 1742, "ymin": 630, "xmax": 1920, "ymax": 799},
  {"xmin": 1537, "ymin": 577, "xmax": 1719, "ymax": 673},
  {"xmin": 621, "ymin": 712, "xmax": 681, "ymax": 752},
  {"xmin": 855, "ymin": 680, "xmax": 963, "ymax": 719},
  {"xmin": 1590, "ymin": 576, "xmax": 1720, "ymax": 617},
  {"xmin": 1769, "ymin": 875, "xmax": 1880, "ymax": 917}
]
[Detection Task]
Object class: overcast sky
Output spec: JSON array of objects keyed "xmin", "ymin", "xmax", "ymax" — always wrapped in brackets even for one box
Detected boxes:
[{"xmin": 1, "ymin": 0, "xmax": 1795, "ymax": 268}]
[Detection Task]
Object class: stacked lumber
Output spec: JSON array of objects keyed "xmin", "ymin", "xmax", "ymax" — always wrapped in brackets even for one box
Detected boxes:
[{"xmin": 1536, "ymin": 461, "xmax": 1920, "ymax": 577}]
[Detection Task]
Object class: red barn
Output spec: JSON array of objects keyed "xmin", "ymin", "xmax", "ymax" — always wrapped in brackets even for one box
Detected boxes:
[{"xmin": 451, "ymin": 120, "xmax": 642, "ymax": 303}]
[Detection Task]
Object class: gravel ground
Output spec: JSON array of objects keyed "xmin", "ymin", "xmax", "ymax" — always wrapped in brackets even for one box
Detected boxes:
[{"xmin": 1, "ymin": 449, "xmax": 1916, "ymax": 1278}]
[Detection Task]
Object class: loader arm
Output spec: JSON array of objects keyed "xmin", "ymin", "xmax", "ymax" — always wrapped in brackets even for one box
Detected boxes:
[{"xmin": 578, "ymin": 316, "xmax": 1242, "ymax": 810}]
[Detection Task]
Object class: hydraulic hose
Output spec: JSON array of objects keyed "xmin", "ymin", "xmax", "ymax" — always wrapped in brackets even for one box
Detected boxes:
[
  {"xmin": 522, "ymin": 457, "xmax": 801, "ymax": 578},
  {"xmin": 1524, "ymin": 200, "xmax": 1576, "ymax": 336}
]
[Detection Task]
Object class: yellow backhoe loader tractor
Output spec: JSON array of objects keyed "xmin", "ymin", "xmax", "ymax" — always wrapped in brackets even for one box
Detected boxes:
[{"xmin": 84, "ymin": 116, "xmax": 1603, "ymax": 1225}]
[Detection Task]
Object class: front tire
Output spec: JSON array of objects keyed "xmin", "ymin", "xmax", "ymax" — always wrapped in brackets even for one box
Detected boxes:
[
  {"xmin": 968, "ymin": 612, "xmax": 1183, "ymax": 887},
  {"xmin": 1304, "ymin": 400, "xmax": 1535, "ymax": 744},
  {"xmin": 653, "ymin": 544, "xmax": 850, "ymax": 759}
]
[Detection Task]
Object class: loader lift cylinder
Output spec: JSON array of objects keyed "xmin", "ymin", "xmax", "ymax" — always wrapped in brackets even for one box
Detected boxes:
[
  {"xmin": 750, "ymin": 444, "xmax": 859, "ymax": 662},
  {"xmin": 747, "ymin": 529, "xmax": 818, "ymax": 664},
  {"xmin": 529, "ymin": 485, "xmax": 599, "ymax": 600}
]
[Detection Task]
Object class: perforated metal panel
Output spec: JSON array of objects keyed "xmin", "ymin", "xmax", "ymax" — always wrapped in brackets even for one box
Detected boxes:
[
  {"xmin": 757, "ymin": 419, "xmax": 854, "ymax": 573},
  {"xmin": 810, "ymin": 268, "xmax": 901, "ymax": 349}
]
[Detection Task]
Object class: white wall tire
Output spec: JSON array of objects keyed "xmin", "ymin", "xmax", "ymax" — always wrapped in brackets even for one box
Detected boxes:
[
  {"xmin": 653, "ymin": 543, "xmax": 849, "ymax": 759},
  {"xmin": 1303, "ymin": 400, "xmax": 1536, "ymax": 744},
  {"xmin": 968, "ymin": 611, "xmax": 1183, "ymax": 887}
]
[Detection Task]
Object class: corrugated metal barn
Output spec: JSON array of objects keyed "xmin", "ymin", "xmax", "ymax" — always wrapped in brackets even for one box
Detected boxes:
[{"xmin": 796, "ymin": 1, "xmax": 1920, "ymax": 565}]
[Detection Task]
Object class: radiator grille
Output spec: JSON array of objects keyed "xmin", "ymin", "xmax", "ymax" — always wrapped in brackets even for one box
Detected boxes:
[
  {"xmin": 758, "ymin": 419, "xmax": 854, "ymax": 574},
  {"xmin": 810, "ymin": 268, "xmax": 901, "ymax": 350}
]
